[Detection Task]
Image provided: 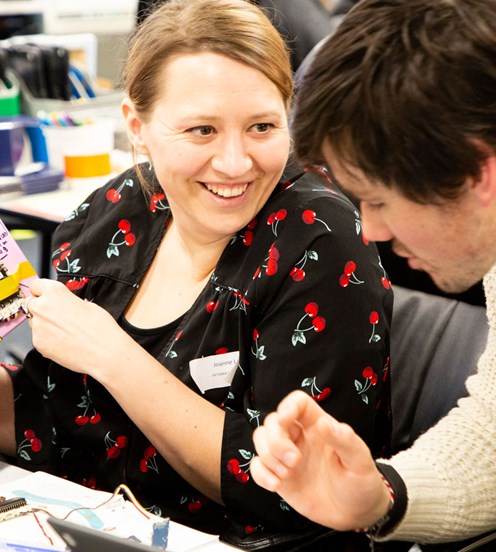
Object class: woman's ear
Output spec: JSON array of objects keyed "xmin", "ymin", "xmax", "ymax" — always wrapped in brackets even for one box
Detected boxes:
[{"xmin": 121, "ymin": 98, "xmax": 149, "ymax": 156}]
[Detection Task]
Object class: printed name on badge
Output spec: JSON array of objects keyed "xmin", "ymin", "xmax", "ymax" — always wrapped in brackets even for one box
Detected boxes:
[{"xmin": 190, "ymin": 351, "xmax": 240, "ymax": 394}]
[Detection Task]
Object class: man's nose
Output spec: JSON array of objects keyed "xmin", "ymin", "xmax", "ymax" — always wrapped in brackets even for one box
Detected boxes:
[{"xmin": 360, "ymin": 202, "xmax": 394, "ymax": 242}]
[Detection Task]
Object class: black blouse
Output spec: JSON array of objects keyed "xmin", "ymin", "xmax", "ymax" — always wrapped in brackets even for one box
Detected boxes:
[{"xmin": 12, "ymin": 164, "xmax": 393, "ymax": 539}]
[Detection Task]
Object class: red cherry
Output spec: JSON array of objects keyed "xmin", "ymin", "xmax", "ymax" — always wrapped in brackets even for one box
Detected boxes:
[
  {"xmin": 381, "ymin": 277, "xmax": 392, "ymax": 289},
  {"xmin": 253, "ymin": 329, "xmax": 259, "ymax": 341},
  {"xmin": 59, "ymin": 242, "xmax": 71, "ymax": 252},
  {"xmin": 206, "ymin": 300, "xmax": 219, "ymax": 313},
  {"xmin": 30, "ymin": 437, "xmax": 42, "ymax": 452},
  {"xmin": 216, "ymin": 347, "xmax": 229, "ymax": 354},
  {"xmin": 236, "ymin": 472, "xmax": 249, "ymax": 483},
  {"xmin": 267, "ymin": 213, "xmax": 276, "ymax": 225},
  {"xmin": 371, "ymin": 374, "xmax": 379, "ymax": 385},
  {"xmin": 125, "ymin": 233, "xmax": 136, "ymax": 246},
  {"xmin": 247, "ymin": 218, "xmax": 257, "ymax": 230},
  {"xmin": 268, "ymin": 244, "xmax": 279, "ymax": 261},
  {"xmin": 227, "ymin": 459, "xmax": 241, "ymax": 475},
  {"xmin": 344, "ymin": 261, "xmax": 356, "ymax": 276},
  {"xmin": 115, "ymin": 435, "xmax": 128, "ymax": 448},
  {"xmin": 24, "ymin": 429, "xmax": 36, "ymax": 440},
  {"xmin": 314, "ymin": 387, "xmax": 331, "ymax": 402},
  {"xmin": 243, "ymin": 231, "xmax": 253, "ymax": 246},
  {"xmin": 290, "ymin": 267, "xmax": 305, "ymax": 281},
  {"xmin": 275, "ymin": 209, "xmax": 287, "ymax": 220},
  {"xmin": 312, "ymin": 316, "xmax": 326, "ymax": 332},
  {"xmin": 245, "ymin": 525, "xmax": 257, "ymax": 535},
  {"xmin": 252, "ymin": 266, "xmax": 261, "ymax": 279},
  {"xmin": 52, "ymin": 259, "xmax": 61, "ymax": 269},
  {"xmin": 144, "ymin": 445, "xmax": 157, "ymax": 460},
  {"xmin": 362, "ymin": 366, "xmax": 374, "ymax": 379},
  {"xmin": 90, "ymin": 413, "xmax": 101, "ymax": 424},
  {"xmin": 75, "ymin": 415, "xmax": 89, "ymax": 425},
  {"xmin": 107, "ymin": 446, "xmax": 120, "ymax": 459},
  {"xmin": 118, "ymin": 219, "xmax": 131, "ymax": 233},
  {"xmin": 139, "ymin": 459, "xmax": 148, "ymax": 473},
  {"xmin": 302, "ymin": 210, "xmax": 316, "ymax": 224},
  {"xmin": 369, "ymin": 311, "xmax": 379, "ymax": 325},
  {"xmin": 266, "ymin": 258, "xmax": 278, "ymax": 275},
  {"xmin": 339, "ymin": 274, "xmax": 350, "ymax": 287},
  {"xmin": 60, "ymin": 250, "xmax": 72, "ymax": 262},
  {"xmin": 106, "ymin": 189, "xmax": 121, "ymax": 203},
  {"xmin": 304, "ymin": 302, "xmax": 319, "ymax": 317},
  {"xmin": 188, "ymin": 500, "xmax": 202, "ymax": 513}
]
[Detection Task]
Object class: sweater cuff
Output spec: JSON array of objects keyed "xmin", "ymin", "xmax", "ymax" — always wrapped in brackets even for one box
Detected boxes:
[{"xmin": 373, "ymin": 462, "xmax": 408, "ymax": 537}]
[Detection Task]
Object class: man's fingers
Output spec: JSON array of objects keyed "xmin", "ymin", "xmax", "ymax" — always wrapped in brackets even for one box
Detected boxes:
[{"xmin": 315, "ymin": 414, "xmax": 374, "ymax": 473}]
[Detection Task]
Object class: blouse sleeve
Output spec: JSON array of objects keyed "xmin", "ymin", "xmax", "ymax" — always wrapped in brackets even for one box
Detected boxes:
[{"xmin": 221, "ymin": 190, "xmax": 393, "ymax": 533}]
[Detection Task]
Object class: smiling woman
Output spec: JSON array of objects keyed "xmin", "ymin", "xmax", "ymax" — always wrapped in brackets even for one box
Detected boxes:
[{"xmin": 1, "ymin": 0, "xmax": 392, "ymax": 549}]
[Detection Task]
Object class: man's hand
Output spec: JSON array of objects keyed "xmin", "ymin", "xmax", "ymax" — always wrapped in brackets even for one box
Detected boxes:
[{"xmin": 251, "ymin": 390, "xmax": 391, "ymax": 530}]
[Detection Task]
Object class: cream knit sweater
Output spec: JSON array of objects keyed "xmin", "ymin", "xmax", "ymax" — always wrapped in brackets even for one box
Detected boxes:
[{"xmin": 384, "ymin": 263, "xmax": 496, "ymax": 542}]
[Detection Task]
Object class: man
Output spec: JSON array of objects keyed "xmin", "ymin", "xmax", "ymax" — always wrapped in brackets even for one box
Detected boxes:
[{"xmin": 251, "ymin": 0, "xmax": 496, "ymax": 545}]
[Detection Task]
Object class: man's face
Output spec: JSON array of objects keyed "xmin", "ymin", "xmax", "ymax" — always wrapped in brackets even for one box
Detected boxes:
[{"xmin": 323, "ymin": 143, "xmax": 496, "ymax": 293}]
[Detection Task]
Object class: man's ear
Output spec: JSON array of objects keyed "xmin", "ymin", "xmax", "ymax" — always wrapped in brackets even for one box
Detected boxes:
[
  {"xmin": 473, "ymin": 153, "xmax": 496, "ymax": 207},
  {"xmin": 121, "ymin": 98, "xmax": 148, "ymax": 156}
]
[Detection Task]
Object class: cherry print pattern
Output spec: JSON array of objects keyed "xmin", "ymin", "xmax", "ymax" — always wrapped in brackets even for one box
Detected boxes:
[
  {"xmin": 378, "ymin": 258, "xmax": 392, "ymax": 289},
  {"xmin": 65, "ymin": 277, "xmax": 89, "ymax": 291},
  {"xmin": 140, "ymin": 445, "xmax": 159, "ymax": 474},
  {"xmin": 369, "ymin": 311, "xmax": 381, "ymax": 343},
  {"xmin": 104, "ymin": 431, "xmax": 128, "ymax": 459},
  {"xmin": 65, "ymin": 202, "xmax": 89, "ymax": 222},
  {"xmin": 75, "ymin": 374, "xmax": 101, "ymax": 426},
  {"xmin": 289, "ymin": 249, "xmax": 318, "ymax": 282},
  {"xmin": 52, "ymin": 242, "xmax": 82, "ymax": 275},
  {"xmin": 149, "ymin": 192, "xmax": 167, "ymax": 213},
  {"xmin": 292, "ymin": 302, "xmax": 326, "ymax": 345},
  {"xmin": 107, "ymin": 219, "xmax": 137, "ymax": 258},
  {"xmin": 165, "ymin": 330, "xmax": 183, "ymax": 359},
  {"xmin": 266, "ymin": 209, "xmax": 287, "ymax": 236},
  {"xmin": 354, "ymin": 210, "xmax": 369, "ymax": 245},
  {"xmin": 227, "ymin": 449, "xmax": 253, "ymax": 483},
  {"xmin": 105, "ymin": 178, "xmax": 134, "ymax": 204},
  {"xmin": 301, "ymin": 209, "xmax": 332, "ymax": 232},
  {"xmin": 251, "ymin": 329, "xmax": 266, "ymax": 360},
  {"xmin": 301, "ymin": 376, "xmax": 331, "ymax": 402},
  {"xmin": 17, "ymin": 428, "xmax": 43, "ymax": 460},
  {"xmin": 339, "ymin": 260, "xmax": 364, "ymax": 288},
  {"xmin": 355, "ymin": 366, "xmax": 379, "ymax": 405}
]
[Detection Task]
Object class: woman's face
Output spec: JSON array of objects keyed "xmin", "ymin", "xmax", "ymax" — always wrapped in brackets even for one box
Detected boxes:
[{"xmin": 128, "ymin": 52, "xmax": 290, "ymax": 244}]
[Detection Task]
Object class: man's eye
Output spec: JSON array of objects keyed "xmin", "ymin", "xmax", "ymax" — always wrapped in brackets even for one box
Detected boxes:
[{"xmin": 188, "ymin": 126, "xmax": 214, "ymax": 136}]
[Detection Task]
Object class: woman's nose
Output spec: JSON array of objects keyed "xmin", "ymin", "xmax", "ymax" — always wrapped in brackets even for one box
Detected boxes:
[
  {"xmin": 360, "ymin": 202, "xmax": 394, "ymax": 242},
  {"xmin": 211, "ymin": 135, "xmax": 253, "ymax": 177}
]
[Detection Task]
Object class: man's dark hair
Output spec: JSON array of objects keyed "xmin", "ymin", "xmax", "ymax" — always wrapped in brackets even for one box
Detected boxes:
[{"xmin": 293, "ymin": 0, "xmax": 496, "ymax": 203}]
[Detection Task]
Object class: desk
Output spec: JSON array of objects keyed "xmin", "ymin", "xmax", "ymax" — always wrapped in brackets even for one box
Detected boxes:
[
  {"xmin": 0, "ymin": 181, "xmax": 106, "ymax": 278},
  {"xmin": 0, "ymin": 460, "xmax": 240, "ymax": 551}
]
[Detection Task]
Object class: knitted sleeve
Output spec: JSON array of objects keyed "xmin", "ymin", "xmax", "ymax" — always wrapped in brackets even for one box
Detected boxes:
[{"xmin": 379, "ymin": 263, "xmax": 496, "ymax": 543}]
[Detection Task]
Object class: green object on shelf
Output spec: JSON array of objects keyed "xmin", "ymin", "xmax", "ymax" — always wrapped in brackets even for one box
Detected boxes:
[{"xmin": 0, "ymin": 72, "xmax": 21, "ymax": 117}]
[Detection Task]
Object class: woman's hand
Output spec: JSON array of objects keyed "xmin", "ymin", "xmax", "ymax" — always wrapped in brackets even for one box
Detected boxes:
[
  {"xmin": 27, "ymin": 279, "xmax": 125, "ymax": 377},
  {"xmin": 251, "ymin": 390, "xmax": 392, "ymax": 531}
]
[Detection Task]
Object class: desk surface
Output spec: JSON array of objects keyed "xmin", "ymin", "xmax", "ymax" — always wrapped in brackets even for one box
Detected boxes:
[
  {"xmin": 0, "ymin": 179, "xmax": 106, "ymax": 224},
  {"xmin": 0, "ymin": 461, "xmax": 239, "ymax": 551}
]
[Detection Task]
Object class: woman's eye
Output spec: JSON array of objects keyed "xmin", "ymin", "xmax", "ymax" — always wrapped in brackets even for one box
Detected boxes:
[
  {"xmin": 188, "ymin": 126, "xmax": 214, "ymax": 137},
  {"xmin": 252, "ymin": 122, "xmax": 275, "ymax": 133}
]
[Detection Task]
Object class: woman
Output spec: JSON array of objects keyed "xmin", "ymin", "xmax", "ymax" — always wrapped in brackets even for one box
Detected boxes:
[{"xmin": 0, "ymin": 0, "xmax": 392, "ymax": 541}]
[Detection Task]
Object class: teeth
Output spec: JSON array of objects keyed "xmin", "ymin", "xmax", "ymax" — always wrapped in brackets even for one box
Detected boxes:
[{"xmin": 205, "ymin": 183, "xmax": 248, "ymax": 198}]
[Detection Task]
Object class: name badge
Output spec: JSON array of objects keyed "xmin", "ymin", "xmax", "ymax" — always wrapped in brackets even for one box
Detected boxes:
[{"xmin": 190, "ymin": 351, "xmax": 239, "ymax": 394}]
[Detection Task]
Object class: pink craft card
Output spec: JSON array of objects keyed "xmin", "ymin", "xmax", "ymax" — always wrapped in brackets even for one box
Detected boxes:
[{"xmin": 0, "ymin": 218, "xmax": 38, "ymax": 340}]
